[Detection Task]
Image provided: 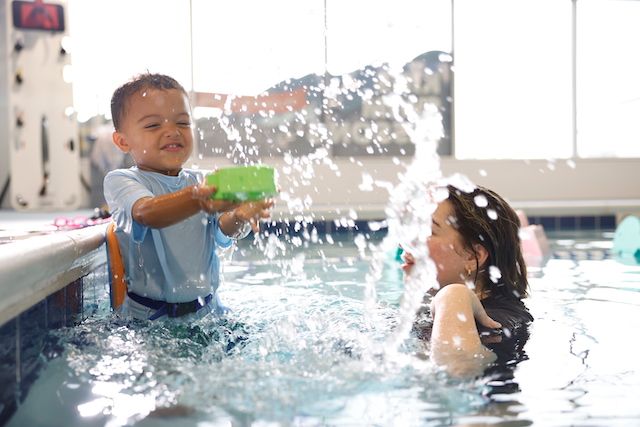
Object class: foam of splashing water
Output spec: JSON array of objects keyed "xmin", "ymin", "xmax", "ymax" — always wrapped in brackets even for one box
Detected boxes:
[
  {"xmin": 364, "ymin": 69, "xmax": 445, "ymax": 360},
  {"xmin": 198, "ymin": 63, "xmax": 452, "ymax": 370}
]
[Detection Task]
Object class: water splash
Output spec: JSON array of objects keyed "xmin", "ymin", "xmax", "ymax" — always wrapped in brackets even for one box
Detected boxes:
[{"xmin": 362, "ymin": 67, "xmax": 445, "ymax": 360}]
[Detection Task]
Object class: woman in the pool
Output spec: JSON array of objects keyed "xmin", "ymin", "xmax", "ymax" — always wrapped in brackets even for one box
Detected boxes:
[{"xmin": 403, "ymin": 184, "xmax": 533, "ymax": 377}]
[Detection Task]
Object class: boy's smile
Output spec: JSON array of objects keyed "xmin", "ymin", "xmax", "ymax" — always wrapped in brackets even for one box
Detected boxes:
[{"xmin": 113, "ymin": 88, "xmax": 194, "ymax": 176}]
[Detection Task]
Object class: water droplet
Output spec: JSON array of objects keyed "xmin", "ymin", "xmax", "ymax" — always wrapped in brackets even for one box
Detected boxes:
[
  {"xmin": 354, "ymin": 234, "xmax": 367, "ymax": 251},
  {"xmin": 489, "ymin": 265, "xmax": 502, "ymax": 283},
  {"xmin": 359, "ymin": 173, "xmax": 374, "ymax": 192},
  {"xmin": 136, "ymin": 243, "xmax": 144, "ymax": 268},
  {"xmin": 474, "ymin": 194, "xmax": 488, "ymax": 208}
]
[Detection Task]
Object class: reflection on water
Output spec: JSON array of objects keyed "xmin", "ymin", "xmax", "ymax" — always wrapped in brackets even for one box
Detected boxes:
[{"xmin": 7, "ymin": 233, "xmax": 640, "ymax": 426}]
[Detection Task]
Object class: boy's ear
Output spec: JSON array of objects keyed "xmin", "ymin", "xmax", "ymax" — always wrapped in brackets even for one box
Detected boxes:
[{"xmin": 112, "ymin": 131, "xmax": 130, "ymax": 153}]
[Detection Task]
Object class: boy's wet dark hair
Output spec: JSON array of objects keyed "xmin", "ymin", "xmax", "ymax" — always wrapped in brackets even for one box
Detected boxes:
[
  {"xmin": 110, "ymin": 73, "xmax": 188, "ymax": 131},
  {"xmin": 446, "ymin": 184, "xmax": 529, "ymax": 299}
]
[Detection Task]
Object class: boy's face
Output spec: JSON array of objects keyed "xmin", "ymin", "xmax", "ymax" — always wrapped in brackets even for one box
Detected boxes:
[{"xmin": 113, "ymin": 88, "xmax": 194, "ymax": 176}]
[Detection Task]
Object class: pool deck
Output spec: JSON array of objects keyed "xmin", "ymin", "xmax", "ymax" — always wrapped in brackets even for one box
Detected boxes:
[
  {"xmin": 0, "ymin": 209, "xmax": 108, "ymax": 326},
  {"xmin": 0, "ymin": 209, "xmax": 104, "ymax": 243}
]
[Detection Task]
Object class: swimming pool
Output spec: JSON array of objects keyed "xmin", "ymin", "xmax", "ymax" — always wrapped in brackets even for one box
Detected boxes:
[{"xmin": 5, "ymin": 228, "xmax": 640, "ymax": 426}]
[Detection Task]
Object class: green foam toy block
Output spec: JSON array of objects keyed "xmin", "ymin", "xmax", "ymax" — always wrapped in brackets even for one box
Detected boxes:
[{"xmin": 206, "ymin": 165, "xmax": 277, "ymax": 201}]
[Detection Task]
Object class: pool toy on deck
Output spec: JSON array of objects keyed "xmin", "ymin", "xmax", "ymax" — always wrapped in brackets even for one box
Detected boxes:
[
  {"xmin": 206, "ymin": 165, "xmax": 277, "ymax": 201},
  {"xmin": 517, "ymin": 210, "xmax": 551, "ymax": 268},
  {"xmin": 612, "ymin": 215, "xmax": 640, "ymax": 264}
]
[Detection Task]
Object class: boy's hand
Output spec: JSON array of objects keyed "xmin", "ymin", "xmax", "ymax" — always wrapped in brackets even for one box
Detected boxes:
[
  {"xmin": 192, "ymin": 184, "xmax": 240, "ymax": 214},
  {"xmin": 234, "ymin": 199, "xmax": 275, "ymax": 232}
]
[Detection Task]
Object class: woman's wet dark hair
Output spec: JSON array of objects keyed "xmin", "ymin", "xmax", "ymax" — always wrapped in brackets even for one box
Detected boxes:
[
  {"xmin": 446, "ymin": 184, "xmax": 529, "ymax": 299},
  {"xmin": 110, "ymin": 73, "xmax": 188, "ymax": 131}
]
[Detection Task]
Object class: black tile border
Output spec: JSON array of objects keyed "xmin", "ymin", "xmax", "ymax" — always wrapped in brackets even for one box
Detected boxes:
[
  {"xmin": 259, "ymin": 215, "xmax": 617, "ymax": 236},
  {"xmin": 525, "ymin": 215, "xmax": 616, "ymax": 232}
]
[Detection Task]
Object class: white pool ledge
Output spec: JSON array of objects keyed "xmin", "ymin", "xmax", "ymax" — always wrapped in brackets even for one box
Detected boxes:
[{"xmin": 0, "ymin": 224, "xmax": 108, "ymax": 326}]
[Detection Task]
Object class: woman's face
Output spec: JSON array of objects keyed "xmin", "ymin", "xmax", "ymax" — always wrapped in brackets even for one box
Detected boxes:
[{"xmin": 428, "ymin": 200, "xmax": 472, "ymax": 287}]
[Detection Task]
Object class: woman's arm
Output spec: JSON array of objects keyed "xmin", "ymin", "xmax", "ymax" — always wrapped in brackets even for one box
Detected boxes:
[{"xmin": 430, "ymin": 284, "xmax": 501, "ymax": 377}]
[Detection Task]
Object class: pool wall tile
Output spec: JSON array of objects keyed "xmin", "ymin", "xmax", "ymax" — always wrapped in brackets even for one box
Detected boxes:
[
  {"xmin": 65, "ymin": 278, "xmax": 83, "ymax": 323},
  {"xmin": 1, "ymin": 261, "xmax": 110, "ymax": 425},
  {"xmin": 310, "ymin": 221, "xmax": 328, "ymax": 235},
  {"xmin": 260, "ymin": 215, "xmax": 617, "ymax": 240},
  {"xmin": 599, "ymin": 215, "xmax": 616, "ymax": 230},
  {"xmin": 47, "ymin": 288, "xmax": 68, "ymax": 329},
  {"xmin": 523, "ymin": 215, "xmax": 616, "ymax": 232},
  {"xmin": 578, "ymin": 216, "xmax": 596, "ymax": 230},
  {"xmin": 559, "ymin": 217, "xmax": 576, "ymax": 230},
  {"xmin": 18, "ymin": 300, "xmax": 48, "ymax": 403},
  {"xmin": 0, "ymin": 319, "xmax": 17, "ymax": 425}
]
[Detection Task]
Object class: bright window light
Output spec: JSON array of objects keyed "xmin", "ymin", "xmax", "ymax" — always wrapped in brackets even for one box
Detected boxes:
[
  {"xmin": 68, "ymin": 0, "xmax": 191, "ymax": 122},
  {"xmin": 326, "ymin": 0, "xmax": 451, "ymax": 74},
  {"xmin": 577, "ymin": 0, "xmax": 640, "ymax": 158},
  {"xmin": 191, "ymin": 0, "xmax": 326, "ymax": 96},
  {"xmin": 453, "ymin": 0, "xmax": 573, "ymax": 159}
]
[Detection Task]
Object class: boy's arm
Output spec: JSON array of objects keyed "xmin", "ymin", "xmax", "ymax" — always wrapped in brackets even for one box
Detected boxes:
[{"xmin": 133, "ymin": 185, "xmax": 238, "ymax": 228}]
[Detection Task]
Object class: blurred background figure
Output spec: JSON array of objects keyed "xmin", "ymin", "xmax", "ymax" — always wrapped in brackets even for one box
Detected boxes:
[{"xmin": 88, "ymin": 118, "xmax": 128, "ymax": 209}]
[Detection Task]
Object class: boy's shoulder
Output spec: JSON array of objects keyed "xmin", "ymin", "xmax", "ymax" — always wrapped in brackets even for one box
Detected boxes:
[
  {"xmin": 104, "ymin": 167, "xmax": 139, "ymax": 185},
  {"xmin": 105, "ymin": 166, "xmax": 138, "ymax": 178},
  {"xmin": 105, "ymin": 167, "xmax": 206, "ymax": 185},
  {"xmin": 180, "ymin": 167, "xmax": 206, "ymax": 180}
]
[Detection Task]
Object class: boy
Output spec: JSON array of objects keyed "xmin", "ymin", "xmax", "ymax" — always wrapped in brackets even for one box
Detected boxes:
[{"xmin": 104, "ymin": 73, "xmax": 273, "ymax": 321}]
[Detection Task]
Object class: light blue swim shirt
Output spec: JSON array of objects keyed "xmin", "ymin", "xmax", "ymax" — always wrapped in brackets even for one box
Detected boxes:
[{"xmin": 104, "ymin": 167, "xmax": 233, "ymax": 304}]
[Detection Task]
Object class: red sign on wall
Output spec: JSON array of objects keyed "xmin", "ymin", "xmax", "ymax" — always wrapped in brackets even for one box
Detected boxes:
[{"xmin": 12, "ymin": 0, "xmax": 65, "ymax": 32}]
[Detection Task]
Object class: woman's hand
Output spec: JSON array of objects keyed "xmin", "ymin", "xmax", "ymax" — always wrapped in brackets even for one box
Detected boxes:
[
  {"xmin": 401, "ymin": 250, "xmax": 415, "ymax": 275},
  {"xmin": 429, "ymin": 283, "xmax": 499, "ymax": 377},
  {"xmin": 431, "ymin": 284, "xmax": 501, "ymax": 330},
  {"xmin": 469, "ymin": 288, "xmax": 502, "ymax": 330}
]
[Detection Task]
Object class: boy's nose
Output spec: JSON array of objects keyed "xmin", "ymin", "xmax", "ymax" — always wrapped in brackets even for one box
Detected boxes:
[{"xmin": 165, "ymin": 126, "xmax": 181, "ymax": 137}]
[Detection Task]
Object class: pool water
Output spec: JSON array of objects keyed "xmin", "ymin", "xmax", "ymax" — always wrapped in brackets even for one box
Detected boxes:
[{"xmin": 6, "ymin": 230, "xmax": 640, "ymax": 426}]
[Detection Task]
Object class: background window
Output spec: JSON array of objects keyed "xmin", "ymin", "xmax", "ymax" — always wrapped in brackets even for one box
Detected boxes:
[
  {"xmin": 68, "ymin": 0, "xmax": 191, "ymax": 122},
  {"xmin": 325, "ymin": 0, "xmax": 451, "ymax": 75},
  {"xmin": 576, "ymin": 0, "xmax": 640, "ymax": 158},
  {"xmin": 453, "ymin": 0, "xmax": 573, "ymax": 159},
  {"xmin": 191, "ymin": 0, "xmax": 325, "ymax": 96}
]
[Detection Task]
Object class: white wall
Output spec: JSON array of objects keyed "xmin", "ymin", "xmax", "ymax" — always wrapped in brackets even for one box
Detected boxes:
[{"xmin": 194, "ymin": 156, "xmax": 640, "ymax": 221}]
